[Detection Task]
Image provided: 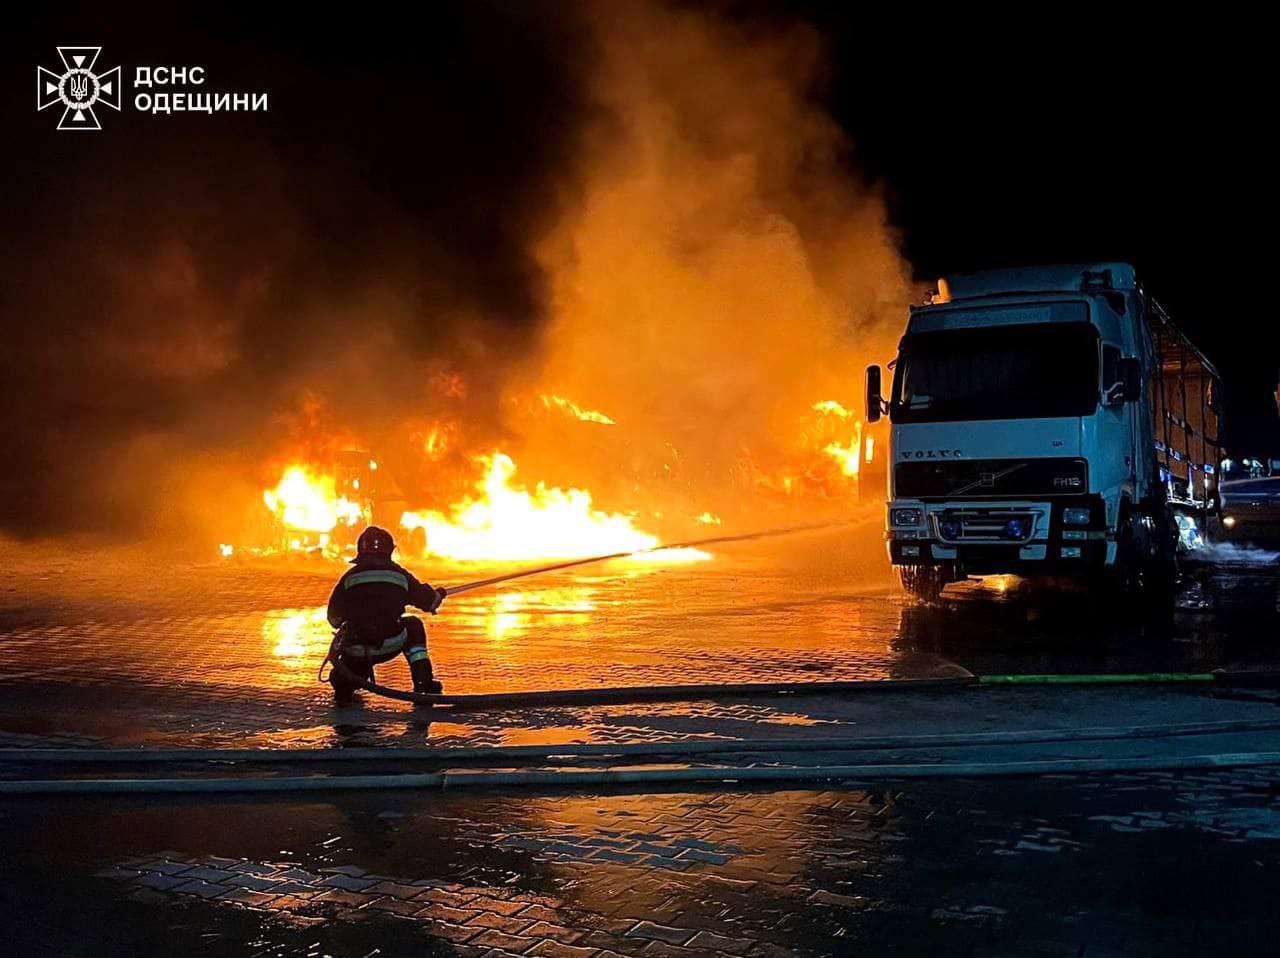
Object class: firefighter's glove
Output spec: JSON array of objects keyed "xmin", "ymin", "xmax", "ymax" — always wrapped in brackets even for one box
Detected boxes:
[{"xmin": 429, "ymin": 587, "xmax": 447, "ymax": 614}]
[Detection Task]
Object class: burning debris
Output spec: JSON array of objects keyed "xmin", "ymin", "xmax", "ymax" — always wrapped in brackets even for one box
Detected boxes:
[
  {"xmin": 234, "ymin": 383, "xmax": 883, "ymax": 565},
  {"xmin": 244, "ymin": 445, "xmax": 709, "ymax": 564},
  {"xmin": 399, "ymin": 451, "xmax": 688, "ymax": 562},
  {"xmin": 263, "ymin": 467, "xmax": 363, "ymax": 542}
]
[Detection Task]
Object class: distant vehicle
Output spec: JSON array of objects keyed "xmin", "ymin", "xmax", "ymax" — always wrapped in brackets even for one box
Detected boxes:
[
  {"xmin": 867, "ymin": 263, "xmax": 1223, "ymax": 599},
  {"xmin": 1219, "ymin": 477, "xmax": 1280, "ymax": 546},
  {"xmin": 1221, "ymin": 457, "xmax": 1272, "ymax": 481}
]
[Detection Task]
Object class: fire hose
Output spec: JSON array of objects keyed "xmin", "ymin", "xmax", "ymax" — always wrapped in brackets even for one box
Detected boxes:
[
  {"xmin": 317, "ymin": 517, "xmax": 1278, "ymax": 709},
  {"xmin": 318, "ymin": 519, "xmax": 855, "ymax": 698},
  {"xmin": 8, "ymin": 746, "xmax": 1280, "ymax": 795}
]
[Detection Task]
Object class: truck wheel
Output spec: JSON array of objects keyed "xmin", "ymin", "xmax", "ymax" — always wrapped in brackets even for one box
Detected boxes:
[
  {"xmin": 898, "ymin": 564, "xmax": 951, "ymax": 601},
  {"xmin": 1140, "ymin": 509, "xmax": 1179, "ymax": 603},
  {"xmin": 1104, "ymin": 514, "xmax": 1177, "ymax": 607}
]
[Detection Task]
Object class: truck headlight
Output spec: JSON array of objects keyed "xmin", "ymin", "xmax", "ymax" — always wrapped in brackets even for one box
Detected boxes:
[
  {"xmin": 890, "ymin": 508, "xmax": 922, "ymax": 527},
  {"xmin": 1062, "ymin": 507, "xmax": 1091, "ymax": 526}
]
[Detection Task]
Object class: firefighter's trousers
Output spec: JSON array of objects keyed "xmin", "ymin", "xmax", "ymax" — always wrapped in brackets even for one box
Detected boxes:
[{"xmin": 331, "ymin": 616, "xmax": 433, "ymax": 700}]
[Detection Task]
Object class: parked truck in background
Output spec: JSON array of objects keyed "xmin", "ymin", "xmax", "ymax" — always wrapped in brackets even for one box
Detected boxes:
[{"xmin": 866, "ymin": 263, "xmax": 1223, "ymax": 599}]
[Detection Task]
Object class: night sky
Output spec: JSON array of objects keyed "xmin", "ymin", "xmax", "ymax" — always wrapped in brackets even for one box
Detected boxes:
[{"xmin": 3, "ymin": 3, "xmax": 1277, "ymax": 538}]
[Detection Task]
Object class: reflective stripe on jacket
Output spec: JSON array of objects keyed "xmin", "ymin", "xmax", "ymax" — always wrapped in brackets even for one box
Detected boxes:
[{"xmin": 326, "ymin": 557, "xmax": 439, "ymax": 637}]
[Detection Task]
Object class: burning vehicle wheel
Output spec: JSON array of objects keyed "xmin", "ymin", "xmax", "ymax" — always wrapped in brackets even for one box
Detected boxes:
[{"xmin": 897, "ymin": 564, "xmax": 952, "ymax": 600}]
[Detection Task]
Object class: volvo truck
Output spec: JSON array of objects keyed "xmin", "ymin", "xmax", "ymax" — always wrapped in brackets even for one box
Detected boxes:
[{"xmin": 866, "ymin": 263, "xmax": 1222, "ymax": 599}]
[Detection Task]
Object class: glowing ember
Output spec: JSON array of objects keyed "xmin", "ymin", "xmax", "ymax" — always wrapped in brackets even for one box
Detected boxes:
[
  {"xmin": 695, "ymin": 512, "xmax": 722, "ymax": 525},
  {"xmin": 400, "ymin": 452, "xmax": 703, "ymax": 562},
  {"xmin": 540, "ymin": 394, "xmax": 616, "ymax": 425},
  {"xmin": 263, "ymin": 466, "xmax": 362, "ymax": 536}
]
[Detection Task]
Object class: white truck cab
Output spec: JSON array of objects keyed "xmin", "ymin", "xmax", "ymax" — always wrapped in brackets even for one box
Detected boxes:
[{"xmin": 867, "ymin": 263, "xmax": 1222, "ymax": 599}]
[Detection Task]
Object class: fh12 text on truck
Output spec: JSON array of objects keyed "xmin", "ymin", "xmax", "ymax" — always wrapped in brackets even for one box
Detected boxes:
[{"xmin": 867, "ymin": 263, "xmax": 1222, "ymax": 601}]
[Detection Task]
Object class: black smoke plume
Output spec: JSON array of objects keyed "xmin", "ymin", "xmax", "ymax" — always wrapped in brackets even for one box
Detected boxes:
[{"xmin": 0, "ymin": 3, "xmax": 599, "ymax": 541}]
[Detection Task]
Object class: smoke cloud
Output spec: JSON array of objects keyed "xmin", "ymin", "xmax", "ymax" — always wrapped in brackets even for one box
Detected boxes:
[
  {"xmin": 506, "ymin": 1, "xmax": 912, "ymax": 523},
  {"xmin": 0, "ymin": 1, "xmax": 912, "ymax": 549},
  {"xmin": 0, "ymin": 3, "xmax": 598, "ymax": 543}
]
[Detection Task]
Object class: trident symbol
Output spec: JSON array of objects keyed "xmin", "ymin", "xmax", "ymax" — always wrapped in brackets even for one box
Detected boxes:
[{"xmin": 36, "ymin": 47, "xmax": 121, "ymax": 130}]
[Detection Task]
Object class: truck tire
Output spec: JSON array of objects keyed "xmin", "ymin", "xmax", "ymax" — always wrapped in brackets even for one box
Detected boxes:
[
  {"xmin": 1101, "ymin": 512, "xmax": 1177, "ymax": 607},
  {"xmin": 1141, "ymin": 508, "xmax": 1179, "ymax": 603},
  {"xmin": 897, "ymin": 564, "xmax": 951, "ymax": 601}
]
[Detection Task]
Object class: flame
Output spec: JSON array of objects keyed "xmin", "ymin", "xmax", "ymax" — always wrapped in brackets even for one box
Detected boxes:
[
  {"xmin": 419, "ymin": 424, "xmax": 453, "ymax": 460},
  {"xmin": 824, "ymin": 441, "xmax": 860, "ymax": 477},
  {"xmin": 812, "ymin": 400, "xmax": 854, "ymax": 419},
  {"xmin": 400, "ymin": 452, "xmax": 704, "ymax": 563},
  {"xmin": 695, "ymin": 511, "xmax": 722, "ymax": 525},
  {"xmin": 813, "ymin": 405, "xmax": 864, "ymax": 477},
  {"xmin": 259, "ymin": 466, "xmax": 363, "ymax": 556},
  {"xmin": 540, "ymin": 394, "xmax": 616, "ymax": 425}
]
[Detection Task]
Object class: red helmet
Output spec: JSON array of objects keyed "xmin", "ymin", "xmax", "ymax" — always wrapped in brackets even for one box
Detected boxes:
[{"xmin": 356, "ymin": 525, "xmax": 395, "ymax": 559}]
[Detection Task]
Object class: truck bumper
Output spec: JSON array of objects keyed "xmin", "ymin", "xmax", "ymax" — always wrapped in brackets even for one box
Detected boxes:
[{"xmin": 886, "ymin": 496, "xmax": 1111, "ymax": 576}]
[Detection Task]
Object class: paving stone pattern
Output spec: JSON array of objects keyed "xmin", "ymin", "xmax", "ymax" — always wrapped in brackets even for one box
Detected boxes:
[{"xmin": 76, "ymin": 767, "xmax": 1280, "ymax": 956}]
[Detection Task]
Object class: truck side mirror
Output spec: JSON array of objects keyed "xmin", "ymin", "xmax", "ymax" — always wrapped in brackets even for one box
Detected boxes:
[
  {"xmin": 1118, "ymin": 357, "xmax": 1141, "ymax": 402},
  {"xmin": 865, "ymin": 365, "xmax": 883, "ymax": 423}
]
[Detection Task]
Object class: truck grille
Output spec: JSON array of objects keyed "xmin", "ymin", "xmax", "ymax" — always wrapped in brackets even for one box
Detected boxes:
[
  {"xmin": 895, "ymin": 457, "xmax": 1087, "ymax": 498},
  {"xmin": 934, "ymin": 508, "xmax": 1036, "ymax": 543}
]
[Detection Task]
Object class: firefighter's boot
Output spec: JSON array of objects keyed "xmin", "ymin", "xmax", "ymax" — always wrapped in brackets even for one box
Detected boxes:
[
  {"xmin": 330, "ymin": 658, "xmax": 370, "ymax": 706},
  {"xmin": 410, "ymin": 657, "xmax": 443, "ymax": 696}
]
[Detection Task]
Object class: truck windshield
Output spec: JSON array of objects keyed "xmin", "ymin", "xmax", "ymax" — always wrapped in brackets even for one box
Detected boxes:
[{"xmin": 891, "ymin": 323, "xmax": 1098, "ymax": 423}]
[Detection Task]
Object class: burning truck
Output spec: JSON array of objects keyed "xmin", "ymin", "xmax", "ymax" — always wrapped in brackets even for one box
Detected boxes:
[{"xmin": 868, "ymin": 263, "xmax": 1222, "ymax": 599}]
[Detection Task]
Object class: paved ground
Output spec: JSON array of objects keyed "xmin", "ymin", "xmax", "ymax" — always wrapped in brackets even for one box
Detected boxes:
[
  {"xmin": 1, "ymin": 532, "xmax": 1278, "ymax": 748},
  {"xmin": 6, "ymin": 768, "xmax": 1280, "ymax": 956},
  {"xmin": 4, "ymin": 535, "xmax": 1280, "ymax": 954}
]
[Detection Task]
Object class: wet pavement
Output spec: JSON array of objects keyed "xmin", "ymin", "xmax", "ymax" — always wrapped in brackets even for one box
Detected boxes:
[
  {"xmin": 6, "ymin": 770, "xmax": 1280, "ymax": 956},
  {"xmin": 4, "ymin": 536, "xmax": 1280, "ymax": 954},
  {"xmin": 1, "ymin": 532, "xmax": 1278, "ymax": 748}
]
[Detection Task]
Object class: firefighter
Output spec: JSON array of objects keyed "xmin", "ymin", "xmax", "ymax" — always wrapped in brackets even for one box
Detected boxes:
[{"xmin": 326, "ymin": 525, "xmax": 445, "ymax": 704}]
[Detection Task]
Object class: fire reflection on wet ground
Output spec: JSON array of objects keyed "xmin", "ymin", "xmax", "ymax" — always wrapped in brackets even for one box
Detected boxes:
[{"xmin": 1, "ymin": 536, "xmax": 1279, "ymax": 749}]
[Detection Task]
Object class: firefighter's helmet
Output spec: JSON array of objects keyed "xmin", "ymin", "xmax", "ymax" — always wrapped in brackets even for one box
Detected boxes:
[{"xmin": 355, "ymin": 526, "xmax": 395, "ymax": 560}]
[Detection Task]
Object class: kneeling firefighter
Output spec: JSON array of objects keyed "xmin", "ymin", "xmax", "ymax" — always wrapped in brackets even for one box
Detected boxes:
[{"xmin": 326, "ymin": 526, "xmax": 446, "ymax": 704}]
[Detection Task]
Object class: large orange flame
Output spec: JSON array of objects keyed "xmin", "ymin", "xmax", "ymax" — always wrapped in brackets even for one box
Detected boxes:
[
  {"xmin": 399, "ymin": 452, "xmax": 705, "ymax": 563},
  {"xmin": 263, "ymin": 466, "xmax": 362, "ymax": 534}
]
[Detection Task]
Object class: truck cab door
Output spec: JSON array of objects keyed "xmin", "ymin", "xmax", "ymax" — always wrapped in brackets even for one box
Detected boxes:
[{"xmin": 1090, "ymin": 343, "xmax": 1136, "ymax": 507}]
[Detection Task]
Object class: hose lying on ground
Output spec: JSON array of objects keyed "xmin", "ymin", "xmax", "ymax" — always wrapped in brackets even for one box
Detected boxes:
[
  {"xmin": 5, "ymin": 750, "xmax": 1280, "ymax": 795},
  {"xmin": 331, "ymin": 665, "xmax": 976, "ymax": 709},
  {"xmin": 4, "ymin": 718, "xmax": 1280, "ymax": 765},
  {"xmin": 330, "ymin": 663, "xmax": 1277, "ymax": 710},
  {"xmin": 979, "ymin": 673, "xmax": 1215, "ymax": 685}
]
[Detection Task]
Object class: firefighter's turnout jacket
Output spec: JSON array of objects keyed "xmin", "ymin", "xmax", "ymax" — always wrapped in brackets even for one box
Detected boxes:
[{"xmin": 326, "ymin": 556, "xmax": 441, "ymax": 664}]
